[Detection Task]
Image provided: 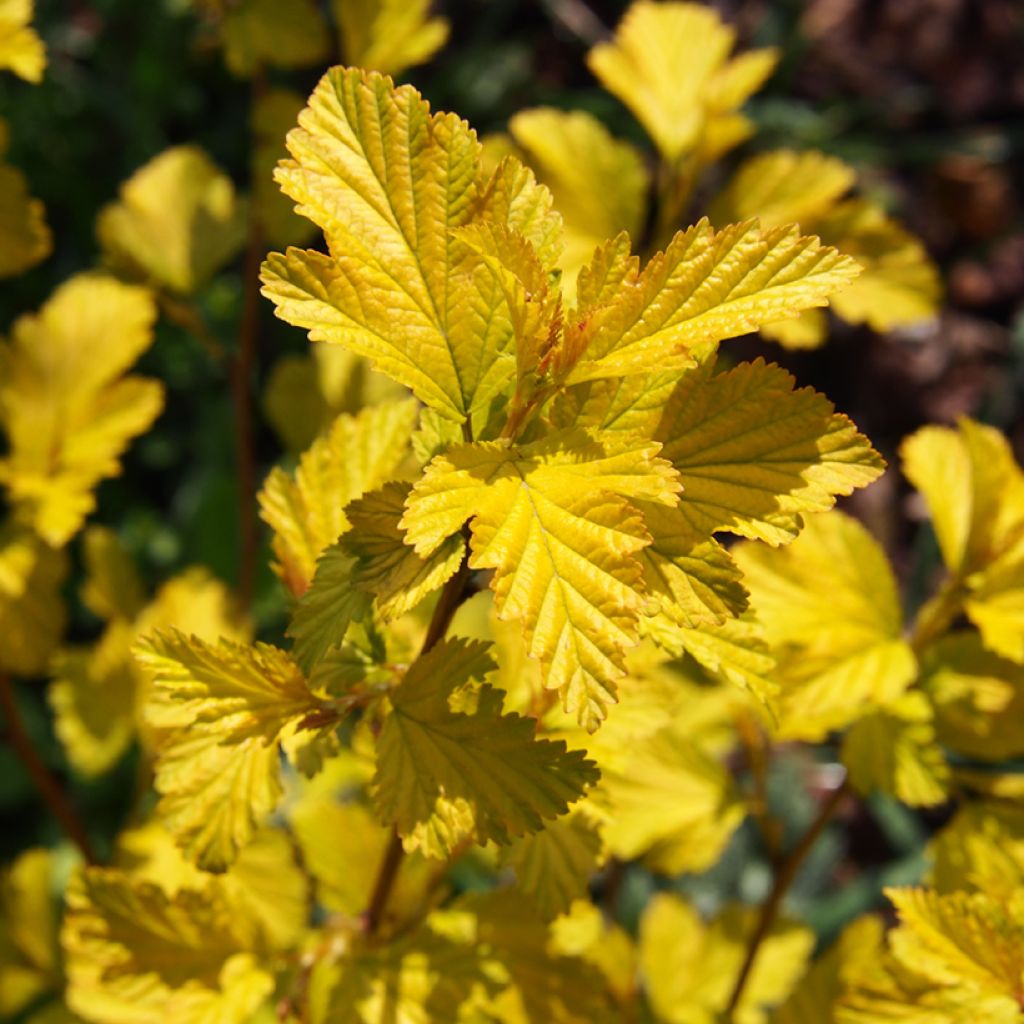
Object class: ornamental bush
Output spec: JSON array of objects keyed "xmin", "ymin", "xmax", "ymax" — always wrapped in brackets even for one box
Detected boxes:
[{"xmin": 2, "ymin": 3, "xmax": 1023, "ymax": 1023}]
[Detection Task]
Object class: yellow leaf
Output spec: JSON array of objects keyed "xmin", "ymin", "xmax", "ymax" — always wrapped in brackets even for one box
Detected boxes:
[
  {"xmin": 594, "ymin": 717, "xmax": 745, "ymax": 874},
  {"xmin": 251, "ymin": 89, "xmax": 316, "ymax": 249},
  {"xmin": 0, "ymin": 525, "xmax": 66, "ymax": 676},
  {"xmin": 50, "ymin": 621, "xmax": 137, "ymax": 777},
  {"xmin": 343, "ymin": 480, "xmax": 466, "ymax": 621},
  {"xmin": 373, "ymin": 638, "xmax": 598, "ymax": 857},
  {"xmin": 508, "ymin": 108, "xmax": 648, "ymax": 296},
  {"xmin": 735, "ymin": 510, "xmax": 915, "ymax": 739},
  {"xmin": 776, "ymin": 915, "xmax": 887, "ymax": 1024},
  {"xmin": 402, "ymin": 431, "xmax": 680, "ymax": 730},
  {"xmin": 884, "ymin": 886, "xmax": 1024, "ymax": 1012},
  {"xmin": 259, "ymin": 399, "xmax": 418, "ymax": 595},
  {"xmin": 0, "ymin": 275, "xmax": 162, "ymax": 545},
  {"xmin": 759, "ymin": 309, "xmax": 828, "ymax": 350},
  {"xmin": 0, "ymin": 142, "xmax": 51, "ymax": 276},
  {"xmin": 640, "ymin": 895, "xmax": 813, "ymax": 1024},
  {"xmin": 656, "ymin": 357, "xmax": 884, "ymax": 547},
  {"xmin": 0, "ymin": 0, "xmax": 45, "ymax": 82},
  {"xmin": 816, "ymin": 198, "xmax": 941, "ymax": 331},
  {"xmin": 0, "ymin": 848, "xmax": 60, "ymax": 1017},
  {"xmin": 924, "ymin": 632, "xmax": 1024, "ymax": 762},
  {"xmin": 506, "ymin": 812, "xmax": 603, "ymax": 919},
  {"xmin": 79, "ymin": 526, "xmax": 145, "ymax": 622},
  {"xmin": 137, "ymin": 631, "xmax": 339, "ymax": 870},
  {"xmin": 63, "ymin": 867, "xmax": 274, "ymax": 1024},
  {"xmin": 842, "ymin": 692, "xmax": 950, "ymax": 806},
  {"xmin": 97, "ymin": 146, "xmax": 247, "ymax": 294},
  {"xmin": 212, "ymin": 0, "xmax": 329, "ymax": 76},
  {"xmin": 262, "ymin": 67, "xmax": 522, "ymax": 426},
  {"xmin": 588, "ymin": 2, "xmax": 777, "ymax": 161},
  {"xmin": 335, "ymin": 0, "xmax": 448, "ymax": 76},
  {"xmin": 710, "ymin": 149, "xmax": 857, "ymax": 231},
  {"xmin": 560, "ymin": 220, "xmax": 859, "ymax": 384},
  {"xmin": 929, "ymin": 802, "xmax": 1024, "ymax": 900}
]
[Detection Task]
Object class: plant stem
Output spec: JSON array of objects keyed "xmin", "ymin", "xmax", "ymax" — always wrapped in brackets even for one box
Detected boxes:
[
  {"xmin": 538, "ymin": 0, "xmax": 609, "ymax": 46},
  {"xmin": 0, "ymin": 675, "xmax": 97, "ymax": 864},
  {"xmin": 363, "ymin": 557, "xmax": 474, "ymax": 936},
  {"xmin": 724, "ymin": 775, "xmax": 849, "ymax": 1019}
]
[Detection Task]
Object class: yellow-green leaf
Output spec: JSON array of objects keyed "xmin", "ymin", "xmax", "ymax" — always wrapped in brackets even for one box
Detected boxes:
[
  {"xmin": 0, "ymin": 0, "xmax": 45, "ymax": 82},
  {"xmin": 559, "ymin": 220, "xmax": 860, "ymax": 384},
  {"xmin": 259, "ymin": 399, "xmax": 418, "ymax": 594},
  {"xmin": 262, "ymin": 67, "xmax": 518, "ymax": 425},
  {"xmin": 206, "ymin": 0, "xmax": 329, "ymax": 77},
  {"xmin": 588, "ymin": 1, "xmax": 777, "ymax": 161},
  {"xmin": 0, "ymin": 275, "xmax": 162, "ymax": 545},
  {"xmin": 402, "ymin": 431, "xmax": 680, "ymax": 730},
  {"xmin": 335, "ymin": 0, "xmax": 448, "ymax": 76},
  {"xmin": 930, "ymin": 802, "xmax": 1024, "ymax": 900},
  {"xmin": 656, "ymin": 356, "xmax": 884, "ymax": 547},
  {"xmin": 841, "ymin": 692, "xmax": 950, "ymax": 807},
  {"xmin": 79, "ymin": 526, "xmax": 146, "ymax": 622},
  {"xmin": 373, "ymin": 638, "xmax": 598, "ymax": 857},
  {"xmin": 0, "ymin": 143, "xmax": 50, "ymax": 276}
]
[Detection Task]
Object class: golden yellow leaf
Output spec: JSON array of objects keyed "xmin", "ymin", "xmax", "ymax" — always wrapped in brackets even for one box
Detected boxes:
[
  {"xmin": 759, "ymin": 309, "xmax": 829, "ymax": 350},
  {"xmin": 640, "ymin": 895, "xmax": 813, "ymax": 1024},
  {"xmin": 402, "ymin": 431, "xmax": 680, "ymax": 730},
  {"xmin": 0, "ymin": 848, "xmax": 60, "ymax": 1017},
  {"xmin": 262, "ymin": 67, "xmax": 523, "ymax": 427},
  {"xmin": 929, "ymin": 802, "xmax": 1024, "ymax": 900},
  {"xmin": 559, "ymin": 220, "xmax": 860, "ymax": 385},
  {"xmin": 0, "ymin": 525, "xmax": 66, "ymax": 676},
  {"xmin": 508, "ymin": 108, "xmax": 648, "ymax": 296},
  {"xmin": 0, "ymin": 0, "xmax": 45, "ymax": 82},
  {"xmin": 79, "ymin": 526, "xmax": 145, "ymax": 623},
  {"xmin": 588, "ymin": 1, "xmax": 777, "ymax": 161},
  {"xmin": 335, "ymin": 0, "xmax": 448, "ymax": 76},
  {"xmin": 0, "ymin": 275, "xmax": 162, "ymax": 545},
  {"xmin": 137, "ymin": 631, "xmax": 338, "ymax": 870},
  {"xmin": 259, "ymin": 399, "xmax": 418, "ymax": 595},
  {"xmin": 97, "ymin": 146, "xmax": 247, "ymax": 294},
  {"xmin": 842, "ymin": 692, "xmax": 950, "ymax": 807},
  {"xmin": 0, "ymin": 132, "xmax": 51, "ymax": 276}
]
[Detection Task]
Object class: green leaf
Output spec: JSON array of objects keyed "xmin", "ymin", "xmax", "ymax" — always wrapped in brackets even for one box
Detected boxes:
[{"xmin": 373, "ymin": 638, "xmax": 598, "ymax": 857}]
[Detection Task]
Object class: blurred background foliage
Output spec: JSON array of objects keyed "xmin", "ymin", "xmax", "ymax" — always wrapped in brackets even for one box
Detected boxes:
[{"xmin": 1, "ymin": 0, "xmax": 1023, "ymax": 977}]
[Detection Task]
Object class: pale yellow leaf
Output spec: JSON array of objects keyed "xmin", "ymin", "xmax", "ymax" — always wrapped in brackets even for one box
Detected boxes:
[{"xmin": 97, "ymin": 146, "xmax": 247, "ymax": 294}]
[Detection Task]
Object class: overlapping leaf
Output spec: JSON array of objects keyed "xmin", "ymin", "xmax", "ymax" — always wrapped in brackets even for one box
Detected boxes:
[
  {"xmin": 262, "ymin": 67, "xmax": 546, "ymax": 426},
  {"xmin": 373, "ymin": 638, "xmax": 598, "ymax": 856},
  {"xmin": 0, "ymin": 275, "xmax": 162, "ymax": 545},
  {"xmin": 0, "ymin": 121, "xmax": 50, "ymax": 277},
  {"xmin": 402, "ymin": 431, "xmax": 680, "ymax": 730},
  {"xmin": 735, "ymin": 510, "xmax": 915, "ymax": 739},
  {"xmin": 137, "ymin": 631, "xmax": 339, "ymax": 870}
]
